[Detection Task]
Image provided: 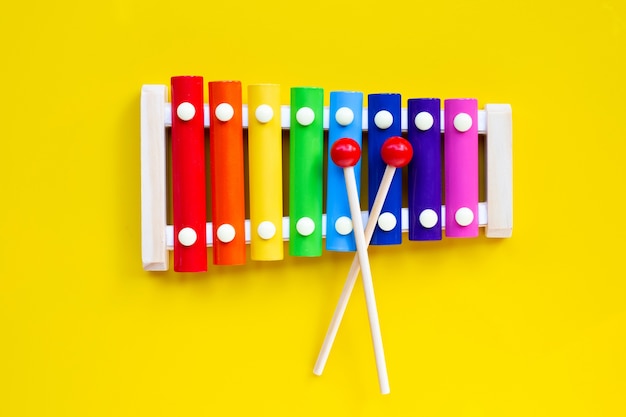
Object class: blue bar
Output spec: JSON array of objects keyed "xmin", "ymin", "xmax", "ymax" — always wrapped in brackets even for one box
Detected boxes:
[
  {"xmin": 325, "ymin": 91, "xmax": 363, "ymax": 252},
  {"xmin": 367, "ymin": 93, "xmax": 402, "ymax": 245}
]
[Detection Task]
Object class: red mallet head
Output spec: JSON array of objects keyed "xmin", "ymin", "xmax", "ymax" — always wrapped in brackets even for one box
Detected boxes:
[
  {"xmin": 331, "ymin": 138, "xmax": 361, "ymax": 168},
  {"xmin": 381, "ymin": 136, "xmax": 413, "ymax": 168}
]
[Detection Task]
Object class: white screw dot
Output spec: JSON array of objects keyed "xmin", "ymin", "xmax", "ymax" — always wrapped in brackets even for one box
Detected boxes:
[
  {"xmin": 455, "ymin": 207, "xmax": 474, "ymax": 227},
  {"xmin": 335, "ymin": 107, "xmax": 354, "ymax": 126},
  {"xmin": 334, "ymin": 216, "xmax": 353, "ymax": 235},
  {"xmin": 257, "ymin": 221, "xmax": 276, "ymax": 240},
  {"xmin": 374, "ymin": 110, "xmax": 393, "ymax": 130},
  {"xmin": 296, "ymin": 107, "xmax": 315, "ymax": 126},
  {"xmin": 377, "ymin": 212, "xmax": 397, "ymax": 232},
  {"xmin": 296, "ymin": 217, "xmax": 315, "ymax": 236},
  {"xmin": 419, "ymin": 209, "xmax": 439, "ymax": 229},
  {"xmin": 255, "ymin": 104, "xmax": 274, "ymax": 123},
  {"xmin": 453, "ymin": 113, "xmax": 473, "ymax": 132},
  {"xmin": 176, "ymin": 102, "xmax": 196, "ymax": 121},
  {"xmin": 216, "ymin": 224, "xmax": 236, "ymax": 243},
  {"xmin": 215, "ymin": 103, "xmax": 234, "ymax": 122},
  {"xmin": 178, "ymin": 227, "xmax": 197, "ymax": 246},
  {"xmin": 415, "ymin": 111, "xmax": 434, "ymax": 131}
]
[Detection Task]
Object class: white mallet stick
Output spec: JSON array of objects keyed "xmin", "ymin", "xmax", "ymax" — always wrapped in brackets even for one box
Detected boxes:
[{"xmin": 314, "ymin": 137, "xmax": 413, "ymax": 393}]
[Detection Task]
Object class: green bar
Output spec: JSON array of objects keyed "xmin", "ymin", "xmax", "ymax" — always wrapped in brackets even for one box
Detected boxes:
[{"xmin": 289, "ymin": 87, "xmax": 324, "ymax": 256}]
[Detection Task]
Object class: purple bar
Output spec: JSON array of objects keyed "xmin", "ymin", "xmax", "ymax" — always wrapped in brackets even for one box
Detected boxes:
[{"xmin": 407, "ymin": 98, "xmax": 442, "ymax": 241}]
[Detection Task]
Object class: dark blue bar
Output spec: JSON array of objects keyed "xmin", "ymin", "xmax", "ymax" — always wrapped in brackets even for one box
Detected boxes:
[{"xmin": 367, "ymin": 93, "xmax": 402, "ymax": 245}]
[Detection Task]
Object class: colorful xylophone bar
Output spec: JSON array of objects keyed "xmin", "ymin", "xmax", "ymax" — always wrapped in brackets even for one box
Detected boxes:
[
  {"xmin": 140, "ymin": 78, "xmax": 513, "ymax": 272},
  {"xmin": 170, "ymin": 76, "xmax": 207, "ymax": 272},
  {"xmin": 209, "ymin": 81, "xmax": 246, "ymax": 265},
  {"xmin": 368, "ymin": 93, "xmax": 403, "ymax": 245},
  {"xmin": 290, "ymin": 87, "xmax": 324, "ymax": 257}
]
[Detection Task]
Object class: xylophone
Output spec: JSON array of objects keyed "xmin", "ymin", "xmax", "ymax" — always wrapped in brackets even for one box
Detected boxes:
[
  {"xmin": 140, "ymin": 77, "xmax": 513, "ymax": 272},
  {"xmin": 140, "ymin": 76, "xmax": 512, "ymax": 394}
]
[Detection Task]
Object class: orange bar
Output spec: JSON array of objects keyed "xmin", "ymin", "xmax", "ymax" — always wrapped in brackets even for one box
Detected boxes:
[{"xmin": 209, "ymin": 81, "xmax": 246, "ymax": 265}]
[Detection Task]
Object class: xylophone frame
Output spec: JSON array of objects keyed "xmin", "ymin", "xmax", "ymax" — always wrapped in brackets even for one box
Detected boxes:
[{"xmin": 141, "ymin": 84, "xmax": 512, "ymax": 271}]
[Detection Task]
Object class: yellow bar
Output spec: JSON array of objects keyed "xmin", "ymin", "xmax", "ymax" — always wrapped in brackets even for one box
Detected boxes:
[{"xmin": 248, "ymin": 84, "xmax": 283, "ymax": 260}]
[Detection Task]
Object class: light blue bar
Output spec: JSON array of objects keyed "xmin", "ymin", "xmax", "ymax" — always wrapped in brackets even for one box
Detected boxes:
[{"xmin": 325, "ymin": 91, "xmax": 363, "ymax": 252}]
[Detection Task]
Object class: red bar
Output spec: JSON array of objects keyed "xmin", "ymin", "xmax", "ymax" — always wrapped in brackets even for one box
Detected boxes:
[
  {"xmin": 171, "ymin": 76, "xmax": 207, "ymax": 272},
  {"xmin": 209, "ymin": 81, "xmax": 246, "ymax": 265}
]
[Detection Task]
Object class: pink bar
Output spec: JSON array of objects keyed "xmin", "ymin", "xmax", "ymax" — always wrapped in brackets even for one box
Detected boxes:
[{"xmin": 444, "ymin": 99, "xmax": 478, "ymax": 238}]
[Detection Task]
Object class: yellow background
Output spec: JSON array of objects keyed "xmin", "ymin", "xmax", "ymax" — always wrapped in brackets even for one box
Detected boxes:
[{"xmin": 1, "ymin": 0, "xmax": 625, "ymax": 415}]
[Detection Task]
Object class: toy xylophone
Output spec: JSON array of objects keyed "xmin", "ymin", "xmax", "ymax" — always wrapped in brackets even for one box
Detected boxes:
[{"xmin": 140, "ymin": 77, "xmax": 512, "ymax": 273}]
